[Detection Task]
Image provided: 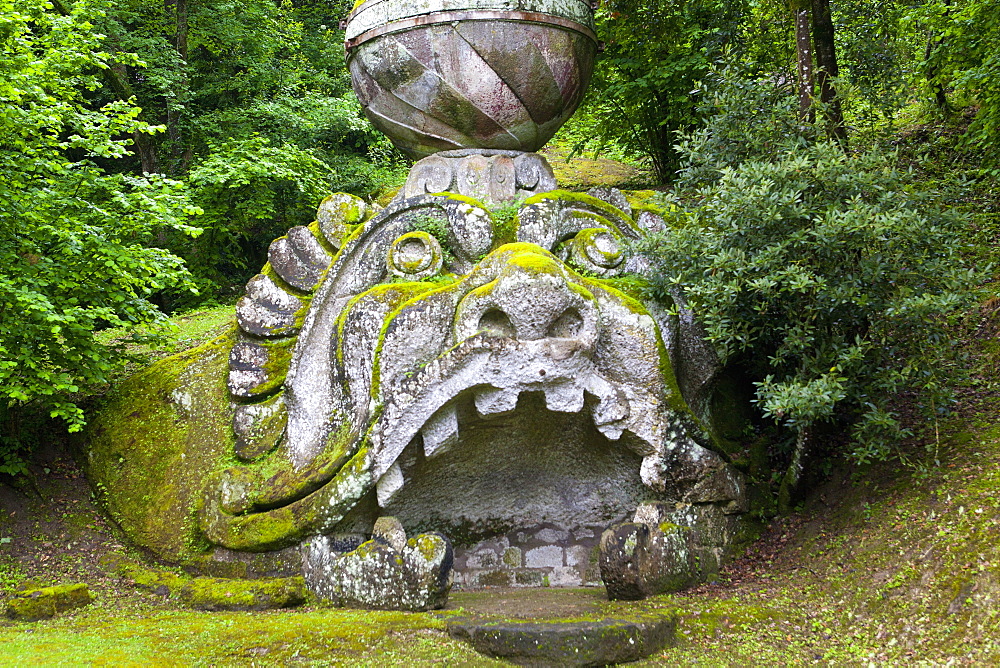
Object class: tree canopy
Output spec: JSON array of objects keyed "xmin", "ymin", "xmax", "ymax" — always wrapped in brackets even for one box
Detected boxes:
[
  {"xmin": 0, "ymin": 0, "xmax": 198, "ymax": 471},
  {"xmin": 1, "ymin": 0, "xmax": 998, "ymax": 477}
]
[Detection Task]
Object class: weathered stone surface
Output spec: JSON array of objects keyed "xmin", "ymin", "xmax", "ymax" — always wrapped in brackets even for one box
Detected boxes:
[
  {"xmin": 88, "ymin": 186, "xmax": 752, "ymax": 596},
  {"xmin": 372, "ymin": 515, "xmax": 407, "ymax": 551},
  {"xmin": 317, "ymin": 193, "xmax": 367, "ymax": 249},
  {"xmin": 600, "ymin": 498, "xmax": 749, "ymax": 600},
  {"xmin": 5, "ymin": 584, "xmax": 92, "ymax": 621},
  {"xmin": 599, "ymin": 522, "xmax": 655, "ymax": 601},
  {"xmin": 387, "ymin": 231, "xmax": 443, "ymax": 279},
  {"xmin": 402, "ymin": 150, "xmax": 557, "ymax": 205},
  {"xmin": 636, "ymin": 209, "xmax": 666, "ymax": 233},
  {"xmin": 113, "ymin": 558, "xmax": 307, "ymax": 610},
  {"xmin": 233, "ymin": 393, "xmax": 287, "ymax": 461},
  {"xmin": 177, "ymin": 576, "xmax": 308, "ymax": 611},
  {"xmin": 236, "ymin": 274, "xmax": 307, "ymax": 338},
  {"xmin": 344, "ymin": 0, "xmax": 595, "ymax": 44},
  {"xmin": 448, "ymin": 615, "xmax": 676, "ymax": 666},
  {"xmin": 301, "ymin": 525, "xmax": 453, "ymax": 611},
  {"xmin": 587, "ymin": 187, "xmax": 632, "ymax": 217},
  {"xmin": 227, "ymin": 334, "xmax": 295, "ymax": 398},
  {"xmin": 268, "ymin": 226, "xmax": 331, "ymax": 292},
  {"xmin": 344, "ymin": 1, "xmax": 597, "ymax": 158}
]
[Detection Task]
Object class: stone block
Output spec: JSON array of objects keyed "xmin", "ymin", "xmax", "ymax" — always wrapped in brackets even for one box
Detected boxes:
[
  {"xmin": 565, "ymin": 544, "xmax": 590, "ymax": 568},
  {"xmin": 5, "ymin": 584, "xmax": 92, "ymax": 621},
  {"xmin": 465, "ymin": 549, "xmax": 500, "ymax": 570},
  {"xmin": 515, "ymin": 570, "xmax": 544, "ymax": 587},
  {"xmin": 548, "ymin": 566, "xmax": 580, "ymax": 587},
  {"xmin": 476, "ymin": 570, "xmax": 513, "ymax": 587},
  {"xmin": 533, "ymin": 527, "xmax": 569, "ymax": 543},
  {"xmin": 502, "ymin": 547, "xmax": 522, "ymax": 568},
  {"xmin": 448, "ymin": 615, "xmax": 676, "ymax": 666},
  {"xmin": 525, "ymin": 545, "xmax": 563, "ymax": 569}
]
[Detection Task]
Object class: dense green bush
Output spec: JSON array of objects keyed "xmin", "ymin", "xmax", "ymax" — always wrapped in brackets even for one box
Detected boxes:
[
  {"xmin": 0, "ymin": 0, "xmax": 198, "ymax": 472},
  {"xmin": 637, "ymin": 74, "xmax": 979, "ymax": 467},
  {"xmin": 93, "ymin": 0, "xmax": 402, "ymax": 302}
]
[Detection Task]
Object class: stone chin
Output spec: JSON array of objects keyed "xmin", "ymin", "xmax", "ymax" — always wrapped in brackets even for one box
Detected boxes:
[{"xmin": 189, "ymin": 183, "xmax": 745, "ymax": 588}]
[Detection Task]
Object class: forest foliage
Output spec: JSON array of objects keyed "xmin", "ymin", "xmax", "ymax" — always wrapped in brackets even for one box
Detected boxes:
[{"xmin": 1, "ymin": 0, "xmax": 999, "ymax": 476}]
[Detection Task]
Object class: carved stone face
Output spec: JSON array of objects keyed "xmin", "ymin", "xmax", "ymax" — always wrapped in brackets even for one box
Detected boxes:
[{"xmin": 201, "ymin": 186, "xmax": 744, "ymax": 586}]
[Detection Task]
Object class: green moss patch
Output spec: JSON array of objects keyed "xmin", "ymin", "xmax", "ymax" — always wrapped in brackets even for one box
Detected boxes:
[
  {"xmin": 5, "ymin": 584, "xmax": 92, "ymax": 621},
  {"xmin": 85, "ymin": 330, "xmax": 237, "ymax": 564}
]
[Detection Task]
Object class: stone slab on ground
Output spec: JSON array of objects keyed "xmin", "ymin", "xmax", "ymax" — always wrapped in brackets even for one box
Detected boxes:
[
  {"xmin": 447, "ymin": 616, "xmax": 676, "ymax": 666},
  {"xmin": 442, "ymin": 588, "xmax": 676, "ymax": 665}
]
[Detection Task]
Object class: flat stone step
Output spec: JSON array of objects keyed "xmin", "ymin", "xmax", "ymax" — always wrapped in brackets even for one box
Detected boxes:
[{"xmin": 441, "ymin": 588, "xmax": 676, "ymax": 666}]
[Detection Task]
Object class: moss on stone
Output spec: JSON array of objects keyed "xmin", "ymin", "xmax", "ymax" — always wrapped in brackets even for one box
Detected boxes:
[
  {"xmin": 321, "ymin": 193, "xmax": 369, "ymax": 226},
  {"xmin": 336, "ymin": 283, "xmax": 436, "ymax": 369},
  {"xmin": 243, "ymin": 336, "xmax": 296, "ymax": 396},
  {"xmin": 412, "ymin": 534, "xmax": 439, "ymax": 561},
  {"xmin": 199, "ymin": 437, "xmax": 374, "ymax": 552},
  {"xmin": 114, "ymin": 558, "xmax": 308, "ymax": 611},
  {"xmin": 426, "ymin": 192, "xmax": 488, "ymax": 210},
  {"xmin": 5, "ymin": 584, "xmax": 92, "ymax": 621},
  {"xmin": 85, "ymin": 330, "xmax": 238, "ymax": 564},
  {"xmin": 178, "ymin": 576, "xmax": 308, "ymax": 611},
  {"xmin": 523, "ymin": 190, "xmax": 641, "ymax": 235},
  {"xmin": 622, "ymin": 189, "xmax": 667, "ymax": 217},
  {"xmin": 261, "ymin": 261, "xmax": 311, "ymax": 300},
  {"xmin": 307, "ymin": 219, "xmax": 341, "ymax": 256}
]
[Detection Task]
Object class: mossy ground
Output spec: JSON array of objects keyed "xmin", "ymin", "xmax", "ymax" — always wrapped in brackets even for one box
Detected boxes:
[
  {"xmin": 539, "ymin": 142, "xmax": 656, "ymax": 191},
  {"xmin": 4, "ymin": 391, "xmax": 1000, "ymax": 663}
]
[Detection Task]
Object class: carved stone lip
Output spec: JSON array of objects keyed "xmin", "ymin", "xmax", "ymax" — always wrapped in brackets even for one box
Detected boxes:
[
  {"xmin": 345, "ymin": 10, "xmax": 598, "ymax": 51},
  {"xmin": 344, "ymin": 0, "xmax": 595, "ymax": 41}
]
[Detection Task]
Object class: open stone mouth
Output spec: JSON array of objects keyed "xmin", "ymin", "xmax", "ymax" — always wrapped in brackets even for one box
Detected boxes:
[{"xmin": 369, "ymin": 333, "xmax": 660, "ymax": 513}]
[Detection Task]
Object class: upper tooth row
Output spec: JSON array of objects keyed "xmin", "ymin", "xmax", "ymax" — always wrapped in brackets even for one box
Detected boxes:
[{"xmin": 418, "ymin": 382, "xmax": 631, "ymax": 461}]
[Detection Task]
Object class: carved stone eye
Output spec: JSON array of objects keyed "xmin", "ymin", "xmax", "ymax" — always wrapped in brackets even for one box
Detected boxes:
[
  {"xmin": 387, "ymin": 231, "xmax": 443, "ymax": 279},
  {"xmin": 567, "ymin": 227, "xmax": 624, "ymax": 276}
]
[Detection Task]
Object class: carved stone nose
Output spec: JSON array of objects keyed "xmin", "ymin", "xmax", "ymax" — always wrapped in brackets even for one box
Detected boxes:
[
  {"xmin": 454, "ymin": 245, "xmax": 599, "ymax": 345},
  {"xmin": 475, "ymin": 303, "xmax": 584, "ymax": 341}
]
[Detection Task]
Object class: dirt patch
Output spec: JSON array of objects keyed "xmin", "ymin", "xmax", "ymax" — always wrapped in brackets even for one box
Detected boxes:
[{"xmin": 0, "ymin": 439, "xmax": 183, "ymax": 621}]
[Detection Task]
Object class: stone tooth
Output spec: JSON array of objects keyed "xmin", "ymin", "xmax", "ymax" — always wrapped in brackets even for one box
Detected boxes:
[
  {"xmin": 596, "ymin": 422, "xmax": 625, "ymax": 441},
  {"xmin": 543, "ymin": 384, "xmax": 584, "ymax": 413},
  {"xmin": 640, "ymin": 454, "xmax": 667, "ymax": 492},
  {"xmin": 474, "ymin": 387, "xmax": 519, "ymax": 416},
  {"xmin": 376, "ymin": 461, "xmax": 405, "ymax": 508},
  {"xmin": 422, "ymin": 404, "xmax": 459, "ymax": 457},
  {"xmin": 592, "ymin": 386, "xmax": 630, "ymax": 426}
]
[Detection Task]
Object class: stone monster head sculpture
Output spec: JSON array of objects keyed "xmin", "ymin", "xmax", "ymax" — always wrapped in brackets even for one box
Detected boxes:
[
  {"xmin": 201, "ymin": 154, "xmax": 747, "ymax": 582},
  {"xmin": 86, "ymin": 0, "xmax": 750, "ymax": 598},
  {"xmin": 86, "ymin": 164, "xmax": 748, "ymax": 597}
]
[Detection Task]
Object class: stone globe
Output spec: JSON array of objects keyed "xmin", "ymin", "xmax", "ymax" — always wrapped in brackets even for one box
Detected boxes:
[{"xmin": 343, "ymin": 0, "xmax": 598, "ymax": 159}]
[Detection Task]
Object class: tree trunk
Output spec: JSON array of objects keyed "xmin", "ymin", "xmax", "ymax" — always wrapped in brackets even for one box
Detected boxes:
[
  {"xmin": 924, "ymin": 0, "xmax": 952, "ymax": 113},
  {"xmin": 811, "ymin": 0, "xmax": 846, "ymax": 143},
  {"xmin": 52, "ymin": 0, "xmax": 160, "ymax": 174},
  {"xmin": 108, "ymin": 62, "xmax": 160, "ymax": 174},
  {"xmin": 165, "ymin": 0, "xmax": 190, "ymax": 174},
  {"xmin": 793, "ymin": 2, "xmax": 814, "ymax": 123}
]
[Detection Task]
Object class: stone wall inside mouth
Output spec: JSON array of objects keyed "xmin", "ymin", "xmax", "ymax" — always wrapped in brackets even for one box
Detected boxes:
[{"xmin": 379, "ymin": 391, "xmax": 661, "ymax": 587}]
